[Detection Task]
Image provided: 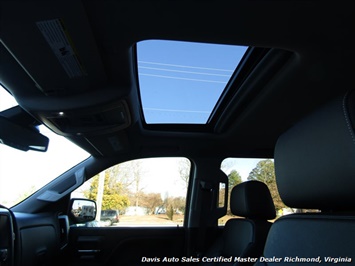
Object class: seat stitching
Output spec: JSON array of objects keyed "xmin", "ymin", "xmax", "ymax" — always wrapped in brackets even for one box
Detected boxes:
[{"xmin": 342, "ymin": 91, "xmax": 355, "ymax": 145}]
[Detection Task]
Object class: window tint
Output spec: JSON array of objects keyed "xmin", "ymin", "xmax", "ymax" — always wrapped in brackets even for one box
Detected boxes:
[{"xmin": 72, "ymin": 157, "xmax": 190, "ymax": 227}]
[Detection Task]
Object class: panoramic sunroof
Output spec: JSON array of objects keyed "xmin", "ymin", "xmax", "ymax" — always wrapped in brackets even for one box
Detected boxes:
[{"xmin": 137, "ymin": 40, "xmax": 248, "ymax": 124}]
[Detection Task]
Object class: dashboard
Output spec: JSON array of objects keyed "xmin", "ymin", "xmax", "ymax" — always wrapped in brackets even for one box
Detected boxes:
[
  {"xmin": 0, "ymin": 207, "xmax": 69, "ymax": 266},
  {"xmin": 0, "ymin": 208, "xmax": 14, "ymax": 266}
]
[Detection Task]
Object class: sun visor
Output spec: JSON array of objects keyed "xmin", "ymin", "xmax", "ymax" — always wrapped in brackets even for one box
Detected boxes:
[{"xmin": 0, "ymin": 1, "xmax": 107, "ymax": 96}]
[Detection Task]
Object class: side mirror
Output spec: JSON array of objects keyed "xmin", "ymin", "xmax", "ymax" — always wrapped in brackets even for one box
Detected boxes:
[{"xmin": 69, "ymin": 198, "xmax": 97, "ymax": 224}]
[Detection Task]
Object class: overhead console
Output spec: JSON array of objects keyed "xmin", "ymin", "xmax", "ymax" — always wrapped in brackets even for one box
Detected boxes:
[
  {"xmin": 40, "ymin": 100, "xmax": 131, "ymax": 137},
  {"xmin": 0, "ymin": 1, "xmax": 134, "ymax": 145}
]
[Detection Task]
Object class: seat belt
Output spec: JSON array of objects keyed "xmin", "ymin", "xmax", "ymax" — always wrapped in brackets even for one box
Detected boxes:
[{"xmin": 195, "ymin": 181, "xmax": 214, "ymax": 257}]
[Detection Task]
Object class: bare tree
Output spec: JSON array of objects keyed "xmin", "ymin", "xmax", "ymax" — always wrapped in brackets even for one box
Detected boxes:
[
  {"xmin": 178, "ymin": 158, "xmax": 191, "ymax": 191},
  {"xmin": 115, "ymin": 160, "xmax": 146, "ymax": 210},
  {"xmin": 141, "ymin": 193, "xmax": 163, "ymax": 214}
]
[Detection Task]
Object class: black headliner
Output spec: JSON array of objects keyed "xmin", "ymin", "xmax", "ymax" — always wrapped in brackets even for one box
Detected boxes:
[{"xmin": 1, "ymin": 0, "xmax": 354, "ymax": 160}]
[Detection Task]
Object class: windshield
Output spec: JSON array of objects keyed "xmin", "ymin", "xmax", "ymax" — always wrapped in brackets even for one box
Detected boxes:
[{"xmin": 0, "ymin": 85, "xmax": 90, "ymax": 207}]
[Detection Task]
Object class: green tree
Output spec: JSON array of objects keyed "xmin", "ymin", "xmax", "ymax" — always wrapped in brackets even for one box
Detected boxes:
[
  {"xmin": 247, "ymin": 159, "xmax": 286, "ymax": 211},
  {"xmin": 85, "ymin": 174, "xmax": 130, "ymax": 212},
  {"xmin": 166, "ymin": 205, "xmax": 174, "ymax": 221},
  {"xmin": 228, "ymin": 170, "xmax": 242, "ymax": 191},
  {"xmin": 227, "ymin": 170, "xmax": 242, "ymax": 214}
]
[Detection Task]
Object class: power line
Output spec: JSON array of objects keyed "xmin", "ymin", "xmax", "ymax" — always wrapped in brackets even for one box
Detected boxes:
[
  {"xmin": 139, "ymin": 66, "xmax": 231, "ymax": 77},
  {"xmin": 139, "ymin": 73, "xmax": 227, "ymax": 84},
  {"xmin": 144, "ymin": 107, "xmax": 210, "ymax": 114},
  {"xmin": 138, "ymin": 61, "xmax": 233, "ymax": 73}
]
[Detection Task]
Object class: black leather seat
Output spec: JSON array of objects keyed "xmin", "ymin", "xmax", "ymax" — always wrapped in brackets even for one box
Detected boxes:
[
  {"xmin": 257, "ymin": 91, "xmax": 355, "ymax": 265},
  {"xmin": 202, "ymin": 180, "xmax": 276, "ymax": 265}
]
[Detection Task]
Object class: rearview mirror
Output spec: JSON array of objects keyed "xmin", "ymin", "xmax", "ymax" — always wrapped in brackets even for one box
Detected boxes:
[
  {"xmin": 0, "ymin": 116, "xmax": 49, "ymax": 152},
  {"xmin": 69, "ymin": 198, "xmax": 97, "ymax": 224}
]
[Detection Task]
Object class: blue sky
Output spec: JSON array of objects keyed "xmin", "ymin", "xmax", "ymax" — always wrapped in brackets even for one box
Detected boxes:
[{"xmin": 137, "ymin": 40, "xmax": 248, "ymax": 124}]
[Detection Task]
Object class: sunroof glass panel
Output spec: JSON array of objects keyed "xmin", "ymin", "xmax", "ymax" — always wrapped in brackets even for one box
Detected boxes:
[{"xmin": 137, "ymin": 40, "xmax": 248, "ymax": 124}]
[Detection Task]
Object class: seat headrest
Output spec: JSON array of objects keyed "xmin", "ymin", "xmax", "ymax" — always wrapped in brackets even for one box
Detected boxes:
[
  {"xmin": 230, "ymin": 180, "xmax": 276, "ymax": 220},
  {"xmin": 275, "ymin": 91, "xmax": 355, "ymax": 211}
]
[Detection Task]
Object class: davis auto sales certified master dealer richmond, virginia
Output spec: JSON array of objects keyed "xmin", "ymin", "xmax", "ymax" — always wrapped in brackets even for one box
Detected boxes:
[{"xmin": 141, "ymin": 256, "xmax": 352, "ymax": 263}]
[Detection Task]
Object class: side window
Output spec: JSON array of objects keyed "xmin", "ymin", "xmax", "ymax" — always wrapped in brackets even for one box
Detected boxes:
[
  {"xmin": 72, "ymin": 157, "xmax": 190, "ymax": 227},
  {"xmin": 217, "ymin": 182, "xmax": 226, "ymax": 208},
  {"xmin": 219, "ymin": 158, "xmax": 283, "ymax": 225},
  {"xmin": 219, "ymin": 158, "xmax": 318, "ymax": 225}
]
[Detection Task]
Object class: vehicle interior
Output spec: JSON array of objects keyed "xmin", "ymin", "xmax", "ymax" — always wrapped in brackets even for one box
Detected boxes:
[{"xmin": 0, "ymin": 1, "xmax": 355, "ymax": 265}]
